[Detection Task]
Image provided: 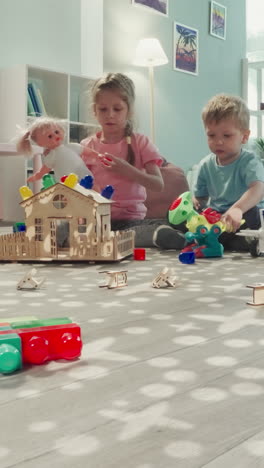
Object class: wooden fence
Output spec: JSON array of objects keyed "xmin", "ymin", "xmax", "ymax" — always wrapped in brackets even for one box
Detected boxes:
[
  {"xmin": 0, "ymin": 228, "xmax": 134, "ymax": 262},
  {"xmin": 113, "ymin": 230, "xmax": 135, "ymax": 260},
  {"xmin": 0, "ymin": 232, "xmax": 40, "ymax": 260}
]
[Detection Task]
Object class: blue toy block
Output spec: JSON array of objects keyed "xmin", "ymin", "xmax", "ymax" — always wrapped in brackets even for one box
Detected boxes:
[
  {"xmin": 179, "ymin": 251, "xmax": 195, "ymax": 264},
  {"xmin": 13, "ymin": 222, "xmax": 26, "ymax": 233},
  {"xmin": 80, "ymin": 175, "xmax": 94, "ymax": 189},
  {"xmin": 101, "ymin": 185, "xmax": 114, "ymax": 199}
]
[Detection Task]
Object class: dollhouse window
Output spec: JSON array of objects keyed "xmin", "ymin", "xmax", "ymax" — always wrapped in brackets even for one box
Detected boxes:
[
  {"xmin": 53, "ymin": 194, "xmax": 67, "ymax": 209},
  {"xmin": 35, "ymin": 218, "xmax": 43, "ymax": 241},
  {"xmin": 78, "ymin": 217, "xmax": 87, "ymax": 233}
]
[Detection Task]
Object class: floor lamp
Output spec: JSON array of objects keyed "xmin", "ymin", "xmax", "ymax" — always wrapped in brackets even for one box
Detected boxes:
[{"xmin": 133, "ymin": 38, "xmax": 168, "ymax": 144}]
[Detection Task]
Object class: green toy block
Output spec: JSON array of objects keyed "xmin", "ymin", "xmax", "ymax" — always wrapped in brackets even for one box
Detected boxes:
[
  {"xmin": 0, "ymin": 316, "xmax": 37, "ymax": 323},
  {"xmin": 11, "ymin": 317, "xmax": 73, "ymax": 329},
  {"xmin": 0, "ymin": 325, "xmax": 12, "ymax": 331},
  {"xmin": 0, "ymin": 333, "xmax": 22, "ymax": 374}
]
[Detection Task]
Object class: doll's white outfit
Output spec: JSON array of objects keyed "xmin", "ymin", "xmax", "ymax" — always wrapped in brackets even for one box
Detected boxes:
[{"xmin": 43, "ymin": 143, "xmax": 92, "ymax": 181}]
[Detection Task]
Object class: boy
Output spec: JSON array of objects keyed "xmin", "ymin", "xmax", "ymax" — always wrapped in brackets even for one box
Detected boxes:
[
  {"xmin": 153, "ymin": 93, "xmax": 264, "ymax": 252},
  {"xmin": 193, "ymin": 93, "xmax": 264, "ymax": 251}
]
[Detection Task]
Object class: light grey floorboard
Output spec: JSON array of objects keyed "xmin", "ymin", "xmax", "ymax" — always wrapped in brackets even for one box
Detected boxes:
[{"xmin": 1, "ymin": 251, "xmax": 264, "ymax": 467}]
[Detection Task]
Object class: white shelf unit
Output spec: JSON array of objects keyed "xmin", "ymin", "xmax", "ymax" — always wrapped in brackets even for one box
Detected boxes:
[
  {"xmin": 0, "ymin": 64, "xmax": 98, "ymax": 143},
  {"xmin": 242, "ymin": 58, "xmax": 264, "ymax": 139},
  {"xmin": 0, "ymin": 64, "xmax": 98, "ymax": 221}
]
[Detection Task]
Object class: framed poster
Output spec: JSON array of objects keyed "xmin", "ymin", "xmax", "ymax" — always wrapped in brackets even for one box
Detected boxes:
[
  {"xmin": 210, "ymin": 1, "xmax": 227, "ymax": 40},
  {"xmin": 174, "ymin": 22, "xmax": 199, "ymax": 75},
  {"xmin": 131, "ymin": 0, "xmax": 168, "ymax": 17}
]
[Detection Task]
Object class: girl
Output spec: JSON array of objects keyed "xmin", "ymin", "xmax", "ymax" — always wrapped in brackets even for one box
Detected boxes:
[{"xmin": 81, "ymin": 72, "xmax": 185, "ymax": 248}]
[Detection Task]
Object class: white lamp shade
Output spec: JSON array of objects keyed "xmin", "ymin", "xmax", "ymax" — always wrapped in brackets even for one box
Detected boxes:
[{"xmin": 133, "ymin": 38, "xmax": 168, "ymax": 67}]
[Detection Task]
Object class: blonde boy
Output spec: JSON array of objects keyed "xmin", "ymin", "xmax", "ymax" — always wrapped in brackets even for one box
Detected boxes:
[{"xmin": 193, "ymin": 94, "xmax": 264, "ymax": 250}]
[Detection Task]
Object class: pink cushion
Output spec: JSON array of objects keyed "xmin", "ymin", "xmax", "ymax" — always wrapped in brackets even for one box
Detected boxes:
[{"xmin": 145, "ymin": 163, "xmax": 189, "ymax": 218}]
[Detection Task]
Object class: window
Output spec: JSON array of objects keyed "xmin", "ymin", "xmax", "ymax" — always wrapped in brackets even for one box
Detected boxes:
[
  {"xmin": 78, "ymin": 217, "xmax": 87, "ymax": 233},
  {"xmin": 53, "ymin": 194, "xmax": 67, "ymax": 209},
  {"xmin": 35, "ymin": 218, "xmax": 43, "ymax": 241}
]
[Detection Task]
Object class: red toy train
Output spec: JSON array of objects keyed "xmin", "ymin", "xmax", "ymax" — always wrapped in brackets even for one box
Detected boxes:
[{"xmin": 0, "ymin": 317, "xmax": 82, "ymax": 374}]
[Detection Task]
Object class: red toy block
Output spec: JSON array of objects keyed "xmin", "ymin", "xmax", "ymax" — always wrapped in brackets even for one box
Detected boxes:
[
  {"xmin": 133, "ymin": 248, "xmax": 146, "ymax": 260},
  {"xmin": 19, "ymin": 323, "xmax": 82, "ymax": 364},
  {"xmin": 0, "ymin": 323, "xmax": 82, "ymax": 365}
]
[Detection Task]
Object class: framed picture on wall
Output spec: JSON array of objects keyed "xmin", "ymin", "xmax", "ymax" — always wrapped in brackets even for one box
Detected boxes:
[
  {"xmin": 210, "ymin": 1, "xmax": 227, "ymax": 40},
  {"xmin": 173, "ymin": 22, "xmax": 199, "ymax": 76},
  {"xmin": 131, "ymin": 0, "xmax": 168, "ymax": 17}
]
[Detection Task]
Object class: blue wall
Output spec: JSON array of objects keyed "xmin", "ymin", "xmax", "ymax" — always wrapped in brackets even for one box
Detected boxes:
[{"xmin": 104, "ymin": 0, "xmax": 246, "ymax": 171}]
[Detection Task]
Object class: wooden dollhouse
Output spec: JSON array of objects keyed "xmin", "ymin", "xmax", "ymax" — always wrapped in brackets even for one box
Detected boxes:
[{"xmin": 0, "ymin": 178, "xmax": 134, "ymax": 262}]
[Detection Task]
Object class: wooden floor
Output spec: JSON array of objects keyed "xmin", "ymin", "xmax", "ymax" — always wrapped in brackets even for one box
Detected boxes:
[{"xmin": 1, "ymin": 249, "xmax": 264, "ymax": 467}]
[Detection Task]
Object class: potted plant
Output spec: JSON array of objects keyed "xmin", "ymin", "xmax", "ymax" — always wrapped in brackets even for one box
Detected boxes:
[{"xmin": 255, "ymin": 137, "xmax": 264, "ymax": 160}]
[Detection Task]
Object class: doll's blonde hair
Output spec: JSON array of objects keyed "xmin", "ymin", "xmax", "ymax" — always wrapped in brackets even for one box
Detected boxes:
[
  {"xmin": 91, "ymin": 73, "xmax": 136, "ymax": 165},
  {"xmin": 16, "ymin": 117, "xmax": 66, "ymax": 156},
  {"xmin": 202, "ymin": 94, "xmax": 250, "ymax": 130}
]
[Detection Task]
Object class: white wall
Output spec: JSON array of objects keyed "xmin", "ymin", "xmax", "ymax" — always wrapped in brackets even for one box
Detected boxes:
[
  {"xmin": 0, "ymin": 0, "xmax": 103, "ymax": 77},
  {"xmin": 247, "ymin": 0, "xmax": 264, "ymax": 61}
]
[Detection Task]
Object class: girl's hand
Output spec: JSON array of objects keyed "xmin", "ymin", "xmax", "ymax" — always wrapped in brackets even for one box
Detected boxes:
[
  {"xmin": 81, "ymin": 146, "xmax": 102, "ymax": 164},
  {"xmin": 221, "ymin": 207, "xmax": 243, "ymax": 232},
  {"xmin": 100, "ymin": 153, "xmax": 133, "ymax": 177}
]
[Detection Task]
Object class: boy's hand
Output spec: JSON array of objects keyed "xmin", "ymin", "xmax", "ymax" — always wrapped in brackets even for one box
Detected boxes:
[
  {"xmin": 192, "ymin": 196, "xmax": 208, "ymax": 211},
  {"xmin": 221, "ymin": 207, "xmax": 243, "ymax": 232},
  {"xmin": 192, "ymin": 196, "xmax": 201, "ymax": 210}
]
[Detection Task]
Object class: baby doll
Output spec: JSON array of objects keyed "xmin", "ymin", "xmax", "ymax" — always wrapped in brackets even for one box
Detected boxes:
[{"xmin": 16, "ymin": 117, "xmax": 93, "ymax": 183}]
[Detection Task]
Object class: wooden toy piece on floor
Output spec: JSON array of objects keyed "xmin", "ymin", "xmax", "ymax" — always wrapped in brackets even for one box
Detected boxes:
[
  {"xmin": 17, "ymin": 268, "xmax": 46, "ymax": 290},
  {"xmin": 152, "ymin": 267, "xmax": 179, "ymax": 289},
  {"xmin": 99, "ymin": 270, "xmax": 128, "ymax": 289},
  {"xmin": 0, "ymin": 173, "xmax": 134, "ymax": 262},
  {"xmin": 237, "ymin": 208, "xmax": 264, "ymax": 257},
  {"xmin": 246, "ymin": 283, "xmax": 264, "ymax": 306}
]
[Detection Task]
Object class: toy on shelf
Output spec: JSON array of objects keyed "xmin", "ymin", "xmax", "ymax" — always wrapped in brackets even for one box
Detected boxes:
[
  {"xmin": 16, "ymin": 117, "xmax": 93, "ymax": 183},
  {"xmin": 168, "ymin": 191, "xmax": 225, "ymax": 258},
  {"xmin": 236, "ymin": 208, "xmax": 264, "ymax": 257},
  {"xmin": 17, "ymin": 268, "xmax": 46, "ymax": 290},
  {"xmin": 0, "ymin": 317, "xmax": 82, "ymax": 374},
  {"xmin": 0, "ymin": 173, "xmax": 134, "ymax": 263},
  {"xmin": 99, "ymin": 270, "xmax": 128, "ymax": 289},
  {"xmin": 246, "ymin": 283, "xmax": 264, "ymax": 306},
  {"xmin": 152, "ymin": 267, "xmax": 179, "ymax": 289}
]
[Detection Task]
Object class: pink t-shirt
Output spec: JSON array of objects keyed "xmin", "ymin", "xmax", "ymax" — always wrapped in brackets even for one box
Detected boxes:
[{"xmin": 81, "ymin": 132, "xmax": 163, "ymax": 220}]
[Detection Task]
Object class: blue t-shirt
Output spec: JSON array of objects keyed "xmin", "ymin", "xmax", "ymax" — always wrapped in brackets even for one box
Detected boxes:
[{"xmin": 193, "ymin": 149, "xmax": 264, "ymax": 212}]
